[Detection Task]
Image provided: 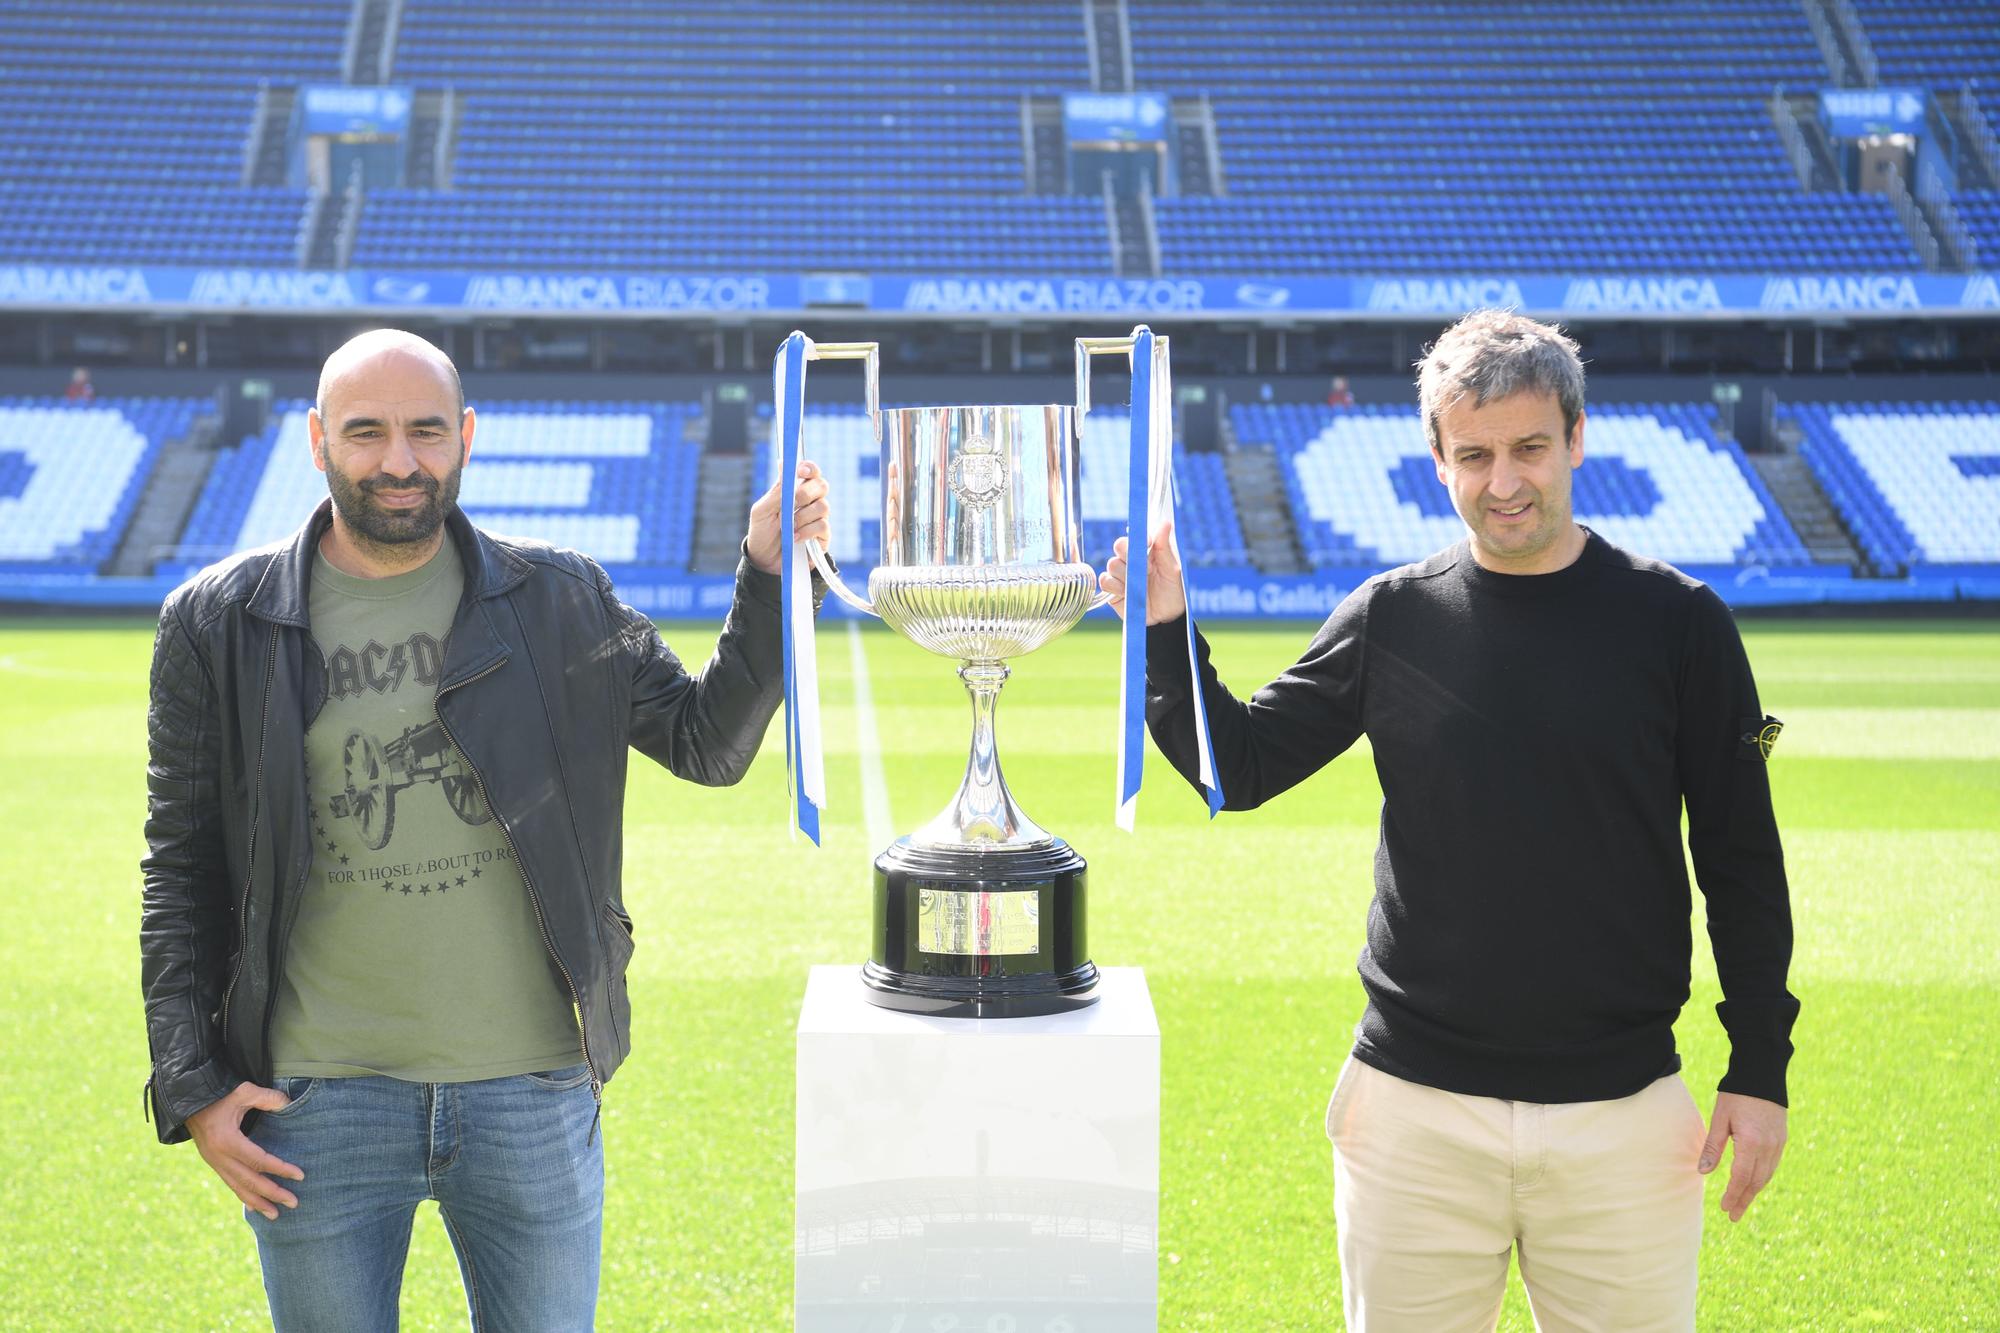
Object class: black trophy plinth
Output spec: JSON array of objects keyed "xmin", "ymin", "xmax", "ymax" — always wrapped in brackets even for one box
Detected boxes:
[{"xmin": 862, "ymin": 839, "xmax": 1099, "ymax": 1019}]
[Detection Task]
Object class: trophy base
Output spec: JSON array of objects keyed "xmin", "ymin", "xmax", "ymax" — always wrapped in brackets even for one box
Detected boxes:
[{"xmin": 863, "ymin": 840, "xmax": 1100, "ymax": 1020}]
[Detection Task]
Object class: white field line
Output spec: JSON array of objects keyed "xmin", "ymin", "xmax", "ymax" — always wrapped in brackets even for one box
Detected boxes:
[
  {"xmin": 0, "ymin": 654, "xmax": 135, "ymax": 682},
  {"xmin": 847, "ymin": 621, "xmax": 893, "ymax": 853},
  {"xmin": 1761, "ymin": 670, "xmax": 2000, "ymax": 684}
]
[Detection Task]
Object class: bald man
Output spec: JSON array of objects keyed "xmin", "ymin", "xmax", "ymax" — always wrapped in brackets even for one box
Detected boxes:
[{"xmin": 141, "ymin": 330, "xmax": 830, "ymax": 1329}]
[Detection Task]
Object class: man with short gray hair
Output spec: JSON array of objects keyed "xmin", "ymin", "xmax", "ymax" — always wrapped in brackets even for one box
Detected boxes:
[{"xmin": 1103, "ymin": 309, "xmax": 1796, "ymax": 1330}]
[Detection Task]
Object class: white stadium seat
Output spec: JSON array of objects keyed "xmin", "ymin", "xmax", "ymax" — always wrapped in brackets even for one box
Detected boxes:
[
  {"xmin": 0, "ymin": 407, "xmax": 150, "ymax": 560},
  {"xmin": 232, "ymin": 411, "xmax": 658, "ymax": 562},
  {"xmin": 1832, "ymin": 412, "xmax": 2000, "ymax": 563},
  {"xmin": 1292, "ymin": 413, "xmax": 1770, "ymax": 565}
]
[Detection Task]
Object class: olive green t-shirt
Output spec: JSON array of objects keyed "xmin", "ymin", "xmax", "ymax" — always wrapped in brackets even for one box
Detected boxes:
[{"xmin": 270, "ymin": 538, "xmax": 581, "ymax": 1080}]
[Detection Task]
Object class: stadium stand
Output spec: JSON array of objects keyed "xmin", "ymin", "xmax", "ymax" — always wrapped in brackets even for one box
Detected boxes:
[
  {"xmin": 118, "ymin": 394, "xmax": 1996, "ymax": 595},
  {"xmin": 4, "ymin": 0, "xmax": 1966, "ymax": 275},
  {"xmin": 1133, "ymin": 0, "xmax": 1921, "ymax": 274},
  {"xmin": 1785, "ymin": 400, "xmax": 2000, "ymax": 575},
  {"xmin": 0, "ymin": 2, "xmax": 1992, "ymax": 611},
  {"xmin": 1233, "ymin": 401, "xmax": 1813, "ymax": 571},
  {"xmin": 0, "ymin": 396, "xmax": 199, "ymax": 572},
  {"xmin": 0, "ymin": 1, "xmax": 338, "ymax": 265},
  {"xmin": 1846, "ymin": 0, "xmax": 2000, "ymax": 266},
  {"xmin": 1075, "ymin": 413, "xmax": 1249, "ymax": 569},
  {"xmin": 167, "ymin": 400, "xmax": 702, "ymax": 576},
  {"xmin": 1853, "ymin": 0, "xmax": 2000, "ymax": 88},
  {"xmin": 358, "ymin": 0, "xmax": 1107, "ymax": 272},
  {"xmin": 1960, "ymin": 192, "xmax": 2000, "ymax": 261}
]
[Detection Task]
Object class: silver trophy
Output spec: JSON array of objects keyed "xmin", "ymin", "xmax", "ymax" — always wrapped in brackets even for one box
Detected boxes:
[{"xmin": 803, "ymin": 337, "xmax": 1152, "ymax": 1017}]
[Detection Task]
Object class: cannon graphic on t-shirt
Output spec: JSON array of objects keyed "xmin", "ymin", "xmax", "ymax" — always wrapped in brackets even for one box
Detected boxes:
[{"xmin": 326, "ymin": 719, "xmax": 492, "ymax": 850}]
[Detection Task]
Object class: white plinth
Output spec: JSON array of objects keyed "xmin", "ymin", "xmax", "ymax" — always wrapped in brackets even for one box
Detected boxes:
[{"xmin": 795, "ymin": 965, "xmax": 1160, "ymax": 1333}]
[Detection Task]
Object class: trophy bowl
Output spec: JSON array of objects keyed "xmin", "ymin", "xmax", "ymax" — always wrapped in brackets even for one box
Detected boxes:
[{"xmin": 807, "ymin": 391, "xmax": 1113, "ymax": 1018}]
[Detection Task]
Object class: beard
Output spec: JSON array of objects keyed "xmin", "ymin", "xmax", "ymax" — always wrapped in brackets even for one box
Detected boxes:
[{"xmin": 324, "ymin": 455, "xmax": 463, "ymax": 549}]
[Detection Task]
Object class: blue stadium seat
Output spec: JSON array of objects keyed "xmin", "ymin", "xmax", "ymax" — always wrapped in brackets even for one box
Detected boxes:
[
  {"xmin": 0, "ymin": 1, "xmax": 340, "ymax": 265},
  {"xmin": 0, "ymin": 0, "xmax": 1959, "ymax": 274},
  {"xmin": 1133, "ymin": 0, "xmax": 1925, "ymax": 273}
]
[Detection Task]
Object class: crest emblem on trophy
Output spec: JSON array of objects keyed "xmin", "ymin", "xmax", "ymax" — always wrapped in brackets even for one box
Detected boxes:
[{"xmin": 947, "ymin": 433, "xmax": 1007, "ymax": 507}]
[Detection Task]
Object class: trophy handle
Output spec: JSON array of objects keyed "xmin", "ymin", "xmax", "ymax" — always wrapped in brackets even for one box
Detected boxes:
[
  {"xmin": 804, "ymin": 536, "xmax": 876, "ymax": 617},
  {"xmin": 798, "ymin": 340, "xmax": 881, "ymax": 618},
  {"xmin": 1072, "ymin": 333, "xmax": 1138, "ymax": 418}
]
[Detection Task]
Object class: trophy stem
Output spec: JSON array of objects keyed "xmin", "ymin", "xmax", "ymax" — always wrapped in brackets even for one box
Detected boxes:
[{"xmin": 911, "ymin": 661, "xmax": 1052, "ymax": 850}]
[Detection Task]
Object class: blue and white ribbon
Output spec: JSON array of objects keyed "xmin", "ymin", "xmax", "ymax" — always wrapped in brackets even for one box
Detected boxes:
[
  {"xmin": 1115, "ymin": 327, "xmax": 1224, "ymax": 829},
  {"xmin": 776, "ymin": 330, "xmax": 824, "ymax": 844}
]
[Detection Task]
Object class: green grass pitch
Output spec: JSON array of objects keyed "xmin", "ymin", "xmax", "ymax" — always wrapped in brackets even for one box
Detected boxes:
[{"xmin": 1, "ymin": 616, "xmax": 1995, "ymax": 1329}]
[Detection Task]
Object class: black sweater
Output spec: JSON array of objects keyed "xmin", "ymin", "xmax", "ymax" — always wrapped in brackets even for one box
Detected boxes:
[{"xmin": 1147, "ymin": 532, "xmax": 1798, "ymax": 1105}]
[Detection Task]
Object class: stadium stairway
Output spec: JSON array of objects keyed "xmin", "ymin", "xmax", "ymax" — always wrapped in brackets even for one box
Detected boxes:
[
  {"xmin": 348, "ymin": 0, "xmax": 397, "ymax": 85},
  {"xmin": 1222, "ymin": 445, "xmax": 1309, "ymax": 574},
  {"xmin": 690, "ymin": 448, "xmax": 754, "ymax": 575},
  {"xmin": 108, "ymin": 410, "xmax": 226, "ymax": 577},
  {"xmin": 1086, "ymin": 0, "xmax": 1133, "ymax": 94},
  {"xmin": 1745, "ymin": 452, "xmax": 1864, "ymax": 570},
  {"xmin": 245, "ymin": 87, "xmax": 296, "ymax": 189}
]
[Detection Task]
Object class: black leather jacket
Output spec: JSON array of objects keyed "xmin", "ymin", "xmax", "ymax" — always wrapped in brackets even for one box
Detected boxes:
[{"xmin": 142, "ymin": 500, "xmax": 792, "ymax": 1144}]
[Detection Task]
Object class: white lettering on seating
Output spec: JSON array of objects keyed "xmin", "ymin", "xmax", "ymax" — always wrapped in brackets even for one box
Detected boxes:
[
  {"xmin": 0, "ymin": 266, "xmax": 151, "ymax": 305},
  {"xmin": 623, "ymin": 276, "xmax": 770, "ymax": 310},
  {"xmin": 901, "ymin": 279, "xmax": 1061, "ymax": 313},
  {"xmin": 1563, "ymin": 277, "xmax": 1723, "ymax": 313},
  {"xmin": 189, "ymin": 270, "xmax": 357, "ymax": 308},
  {"xmin": 1364, "ymin": 278, "xmax": 1526, "ymax": 313},
  {"xmin": 1759, "ymin": 275, "xmax": 1922, "ymax": 311},
  {"xmin": 1959, "ymin": 275, "xmax": 2000, "ymax": 309},
  {"xmin": 464, "ymin": 275, "xmax": 624, "ymax": 310}
]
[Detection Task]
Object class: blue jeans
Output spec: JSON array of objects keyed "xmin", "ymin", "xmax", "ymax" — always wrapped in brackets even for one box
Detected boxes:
[{"xmin": 245, "ymin": 1065, "xmax": 602, "ymax": 1332}]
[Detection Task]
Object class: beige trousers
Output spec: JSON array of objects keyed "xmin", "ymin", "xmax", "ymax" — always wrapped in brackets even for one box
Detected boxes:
[{"xmin": 1326, "ymin": 1057, "xmax": 1706, "ymax": 1333}]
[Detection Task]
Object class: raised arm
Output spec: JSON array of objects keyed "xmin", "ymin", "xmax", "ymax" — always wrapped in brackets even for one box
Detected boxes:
[
  {"xmin": 615, "ymin": 459, "xmax": 829, "ymax": 785},
  {"xmin": 1111, "ymin": 522, "xmax": 1369, "ymax": 810}
]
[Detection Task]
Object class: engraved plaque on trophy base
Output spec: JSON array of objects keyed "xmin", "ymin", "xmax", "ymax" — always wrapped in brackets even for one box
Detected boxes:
[{"xmin": 863, "ymin": 841, "xmax": 1098, "ymax": 1019}]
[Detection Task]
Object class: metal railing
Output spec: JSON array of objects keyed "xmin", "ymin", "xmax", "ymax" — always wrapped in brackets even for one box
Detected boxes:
[
  {"xmin": 1201, "ymin": 92, "xmax": 1226, "ymax": 195},
  {"xmin": 1881, "ymin": 167, "xmax": 1940, "ymax": 270},
  {"xmin": 294, "ymin": 192, "xmax": 326, "ymax": 268},
  {"xmin": 1799, "ymin": 0, "xmax": 1850, "ymax": 85},
  {"xmin": 1080, "ymin": 0, "xmax": 1101, "ymax": 92},
  {"xmin": 377, "ymin": 0, "xmax": 407, "ymax": 83},
  {"xmin": 1825, "ymin": 0, "xmax": 1879, "ymax": 86},
  {"xmin": 241, "ymin": 82, "xmax": 270, "ymax": 186},
  {"xmin": 1769, "ymin": 88, "xmax": 1818, "ymax": 191},
  {"xmin": 1100, "ymin": 173, "xmax": 1124, "ymax": 274},
  {"xmin": 1019, "ymin": 96, "xmax": 1038, "ymax": 193},
  {"xmin": 1917, "ymin": 160, "xmax": 1980, "ymax": 268},
  {"xmin": 1957, "ymin": 83, "xmax": 2000, "ymax": 187},
  {"xmin": 339, "ymin": 0, "xmax": 368, "ymax": 84},
  {"xmin": 1114, "ymin": 0, "xmax": 1135, "ymax": 96},
  {"xmin": 1137, "ymin": 177, "xmax": 1162, "ymax": 276},
  {"xmin": 434, "ymin": 89, "xmax": 460, "ymax": 189},
  {"xmin": 335, "ymin": 162, "xmax": 366, "ymax": 267}
]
